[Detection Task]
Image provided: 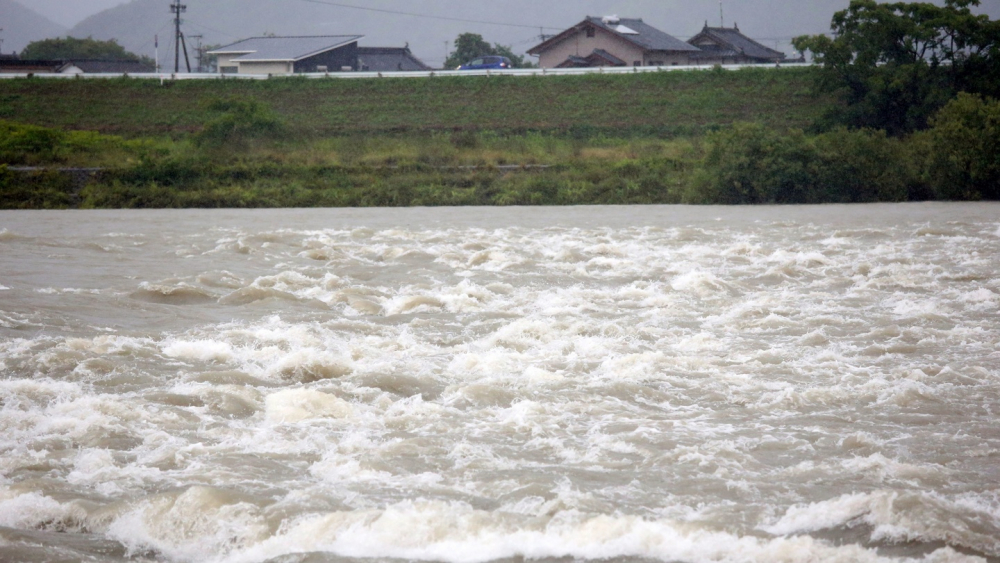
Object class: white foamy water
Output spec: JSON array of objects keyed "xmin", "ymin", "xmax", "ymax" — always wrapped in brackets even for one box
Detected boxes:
[{"xmin": 1, "ymin": 204, "xmax": 999, "ymax": 563}]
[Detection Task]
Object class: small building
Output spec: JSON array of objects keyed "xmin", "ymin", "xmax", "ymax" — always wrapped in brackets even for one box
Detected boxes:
[
  {"xmin": 687, "ymin": 23, "xmax": 787, "ymax": 65},
  {"xmin": 209, "ymin": 35, "xmax": 363, "ymax": 75},
  {"xmin": 528, "ymin": 16, "xmax": 701, "ymax": 69},
  {"xmin": 0, "ymin": 58, "xmax": 154, "ymax": 74},
  {"xmin": 60, "ymin": 59, "xmax": 155, "ymax": 74},
  {"xmin": 357, "ymin": 46, "xmax": 432, "ymax": 72}
]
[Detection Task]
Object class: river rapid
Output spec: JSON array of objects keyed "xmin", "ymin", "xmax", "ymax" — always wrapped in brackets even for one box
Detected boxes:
[{"xmin": 0, "ymin": 204, "xmax": 998, "ymax": 563}]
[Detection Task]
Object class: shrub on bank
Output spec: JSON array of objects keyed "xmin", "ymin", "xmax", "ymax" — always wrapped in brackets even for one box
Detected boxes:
[
  {"xmin": 687, "ymin": 123, "xmax": 819, "ymax": 204},
  {"xmin": 0, "ymin": 164, "xmax": 75, "ymax": 209},
  {"xmin": 194, "ymin": 98, "xmax": 287, "ymax": 149},
  {"xmin": 927, "ymin": 93, "xmax": 1000, "ymax": 201},
  {"xmin": 688, "ymin": 123, "xmax": 921, "ymax": 204},
  {"xmin": 0, "ymin": 120, "xmax": 139, "ymax": 166}
]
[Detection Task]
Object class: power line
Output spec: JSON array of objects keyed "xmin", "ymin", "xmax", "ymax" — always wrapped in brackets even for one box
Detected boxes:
[
  {"xmin": 289, "ymin": 0, "xmax": 563, "ymax": 31},
  {"xmin": 185, "ymin": 20, "xmax": 240, "ymax": 40}
]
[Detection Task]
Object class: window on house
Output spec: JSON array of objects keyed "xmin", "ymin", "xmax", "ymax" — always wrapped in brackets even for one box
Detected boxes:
[
  {"xmin": 586, "ymin": 27, "xmax": 595, "ymax": 38},
  {"xmin": 220, "ymin": 66, "xmax": 238, "ymax": 74},
  {"xmin": 317, "ymin": 65, "xmax": 328, "ymax": 72},
  {"xmin": 634, "ymin": 61, "xmax": 641, "ymax": 66}
]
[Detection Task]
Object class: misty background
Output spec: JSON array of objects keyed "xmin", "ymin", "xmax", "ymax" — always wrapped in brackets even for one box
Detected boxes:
[{"xmin": 2, "ymin": 0, "xmax": 999, "ymax": 68}]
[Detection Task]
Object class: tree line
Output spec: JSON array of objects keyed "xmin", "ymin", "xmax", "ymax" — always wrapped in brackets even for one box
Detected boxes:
[{"xmin": 696, "ymin": 0, "xmax": 1000, "ymax": 203}]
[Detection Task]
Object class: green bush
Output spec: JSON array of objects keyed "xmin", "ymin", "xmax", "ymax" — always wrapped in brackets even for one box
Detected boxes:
[
  {"xmin": 812, "ymin": 128, "xmax": 911, "ymax": 203},
  {"xmin": 689, "ymin": 123, "xmax": 819, "ymax": 204},
  {"xmin": 689, "ymin": 123, "xmax": 920, "ymax": 204},
  {"xmin": 194, "ymin": 98, "xmax": 287, "ymax": 148},
  {"xmin": 0, "ymin": 120, "xmax": 137, "ymax": 166},
  {"xmin": 0, "ymin": 121, "xmax": 67, "ymax": 164},
  {"xmin": 927, "ymin": 93, "xmax": 1000, "ymax": 201}
]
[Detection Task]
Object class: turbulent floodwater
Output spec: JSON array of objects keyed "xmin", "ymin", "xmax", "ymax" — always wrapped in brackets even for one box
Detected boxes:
[{"xmin": 1, "ymin": 204, "xmax": 999, "ymax": 563}]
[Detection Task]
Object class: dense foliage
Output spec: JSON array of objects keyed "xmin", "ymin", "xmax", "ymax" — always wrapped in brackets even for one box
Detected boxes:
[
  {"xmin": 20, "ymin": 37, "xmax": 152, "ymax": 64},
  {"xmin": 443, "ymin": 33, "xmax": 533, "ymax": 69},
  {"xmin": 794, "ymin": 0, "xmax": 1000, "ymax": 135},
  {"xmin": 928, "ymin": 93, "xmax": 1000, "ymax": 200},
  {"xmin": 689, "ymin": 124, "xmax": 917, "ymax": 204}
]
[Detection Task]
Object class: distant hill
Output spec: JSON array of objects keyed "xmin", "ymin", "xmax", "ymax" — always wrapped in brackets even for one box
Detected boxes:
[
  {"xmin": 0, "ymin": 0, "xmax": 67, "ymax": 55},
  {"xmin": 68, "ymin": 0, "xmax": 848, "ymax": 69}
]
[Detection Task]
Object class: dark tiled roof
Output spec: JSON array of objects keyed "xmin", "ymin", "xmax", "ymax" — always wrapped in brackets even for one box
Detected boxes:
[
  {"xmin": 0, "ymin": 59, "xmax": 153, "ymax": 73},
  {"xmin": 209, "ymin": 36, "xmax": 363, "ymax": 62},
  {"xmin": 0, "ymin": 59, "xmax": 65, "ymax": 72},
  {"xmin": 688, "ymin": 45, "xmax": 741, "ymax": 59},
  {"xmin": 690, "ymin": 27, "xmax": 785, "ymax": 61},
  {"xmin": 357, "ymin": 47, "xmax": 432, "ymax": 72},
  {"xmin": 557, "ymin": 49, "xmax": 629, "ymax": 68},
  {"xmin": 590, "ymin": 49, "xmax": 627, "ymax": 66},
  {"xmin": 585, "ymin": 17, "xmax": 700, "ymax": 53}
]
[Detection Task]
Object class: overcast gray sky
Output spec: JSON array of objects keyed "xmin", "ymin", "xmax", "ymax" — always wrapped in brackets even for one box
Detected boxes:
[{"xmin": 26, "ymin": 0, "xmax": 1000, "ymax": 29}]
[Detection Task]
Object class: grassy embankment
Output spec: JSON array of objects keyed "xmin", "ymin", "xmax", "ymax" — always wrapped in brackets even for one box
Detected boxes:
[{"xmin": 0, "ymin": 68, "xmax": 918, "ymax": 208}]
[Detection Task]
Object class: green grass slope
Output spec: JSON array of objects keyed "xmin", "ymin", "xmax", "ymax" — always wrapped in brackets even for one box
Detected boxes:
[{"xmin": 0, "ymin": 68, "xmax": 828, "ymax": 138}]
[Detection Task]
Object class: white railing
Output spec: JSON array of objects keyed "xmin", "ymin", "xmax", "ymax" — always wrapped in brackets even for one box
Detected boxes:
[{"xmin": 0, "ymin": 63, "xmax": 813, "ymax": 81}]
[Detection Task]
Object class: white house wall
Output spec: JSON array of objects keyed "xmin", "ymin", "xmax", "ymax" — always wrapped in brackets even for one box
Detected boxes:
[
  {"xmin": 538, "ymin": 30, "xmax": 645, "ymax": 68},
  {"xmin": 215, "ymin": 55, "xmax": 244, "ymax": 73}
]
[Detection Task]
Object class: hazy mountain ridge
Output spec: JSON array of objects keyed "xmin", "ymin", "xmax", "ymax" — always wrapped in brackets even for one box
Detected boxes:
[
  {"xmin": 65, "ymin": 0, "xmax": 857, "ymax": 69},
  {"xmin": 0, "ymin": 0, "xmax": 67, "ymax": 54}
]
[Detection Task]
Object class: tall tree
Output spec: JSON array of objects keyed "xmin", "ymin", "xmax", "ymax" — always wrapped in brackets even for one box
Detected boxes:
[
  {"xmin": 793, "ymin": 0, "xmax": 1000, "ymax": 135},
  {"xmin": 21, "ymin": 37, "xmax": 149, "ymax": 63},
  {"xmin": 444, "ymin": 33, "xmax": 533, "ymax": 69}
]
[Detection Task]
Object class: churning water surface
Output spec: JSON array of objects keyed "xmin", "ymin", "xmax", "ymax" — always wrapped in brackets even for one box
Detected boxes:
[{"xmin": 1, "ymin": 204, "xmax": 999, "ymax": 563}]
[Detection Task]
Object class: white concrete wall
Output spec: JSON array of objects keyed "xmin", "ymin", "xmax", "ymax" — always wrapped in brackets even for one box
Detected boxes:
[{"xmin": 238, "ymin": 61, "xmax": 294, "ymax": 75}]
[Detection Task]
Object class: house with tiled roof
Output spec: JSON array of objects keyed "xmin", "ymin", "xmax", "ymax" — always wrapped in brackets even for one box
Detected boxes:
[
  {"xmin": 528, "ymin": 16, "xmax": 701, "ymax": 69},
  {"xmin": 357, "ymin": 46, "xmax": 432, "ymax": 72},
  {"xmin": 687, "ymin": 23, "xmax": 787, "ymax": 65},
  {"xmin": 0, "ymin": 58, "xmax": 154, "ymax": 74},
  {"xmin": 209, "ymin": 35, "xmax": 363, "ymax": 75}
]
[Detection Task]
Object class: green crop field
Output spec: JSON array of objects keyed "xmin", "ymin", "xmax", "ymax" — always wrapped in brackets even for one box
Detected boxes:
[{"xmin": 0, "ymin": 68, "xmax": 827, "ymax": 138}]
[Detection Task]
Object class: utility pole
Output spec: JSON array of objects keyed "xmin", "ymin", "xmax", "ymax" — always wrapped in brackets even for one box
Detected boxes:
[
  {"xmin": 720, "ymin": 0, "xmax": 725, "ymax": 27},
  {"xmin": 190, "ymin": 34, "xmax": 203, "ymax": 72},
  {"xmin": 0, "ymin": 28, "xmax": 5, "ymax": 55},
  {"xmin": 170, "ymin": 2, "xmax": 191, "ymax": 73}
]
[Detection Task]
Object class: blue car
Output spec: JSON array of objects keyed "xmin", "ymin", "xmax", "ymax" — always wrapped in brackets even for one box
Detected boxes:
[{"xmin": 458, "ymin": 56, "xmax": 513, "ymax": 70}]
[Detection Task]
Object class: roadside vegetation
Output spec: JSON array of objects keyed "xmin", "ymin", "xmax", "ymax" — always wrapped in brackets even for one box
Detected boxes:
[{"xmin": 1, "ymin": 1, "xmax": 999, "ymax": 209}]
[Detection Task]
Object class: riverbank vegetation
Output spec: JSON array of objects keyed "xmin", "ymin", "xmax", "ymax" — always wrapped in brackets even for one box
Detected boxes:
[
  {"xmin": 3, "ymin": 94, "xmax": 995, "ymax": 208},
  {"xmin": 2, "ymin": 1, "xmax": 999, "ymax": 210}
]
